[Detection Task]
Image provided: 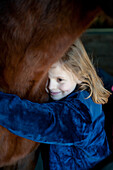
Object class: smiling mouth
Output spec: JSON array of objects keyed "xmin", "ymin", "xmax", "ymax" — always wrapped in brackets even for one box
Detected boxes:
[{"xmin": 50, "ymin": 92, "xmax": 61, "ymax": 96}]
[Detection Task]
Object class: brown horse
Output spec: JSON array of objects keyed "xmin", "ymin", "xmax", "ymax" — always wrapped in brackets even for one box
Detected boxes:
[{"xmin": 0, "ymin": 0, "xmax": 113, "ymax": 169}]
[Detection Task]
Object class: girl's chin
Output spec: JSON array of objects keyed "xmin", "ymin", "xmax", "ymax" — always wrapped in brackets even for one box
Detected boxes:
[
  {"xmin": 50, "ymin": 95, "xmax": 63, "ymax": 101},
  {"xmin": 50, "ymin": 90, "xmax": 72, "ymax": 100},
  {"xmin": 50, "ymin": 93, "xmax": 67, "ymax": 101}
]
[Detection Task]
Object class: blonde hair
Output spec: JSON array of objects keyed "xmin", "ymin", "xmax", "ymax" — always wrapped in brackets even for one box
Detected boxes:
[{"xmin": 59, "ymin": 38, "xmax": 111, "ymax": 104}]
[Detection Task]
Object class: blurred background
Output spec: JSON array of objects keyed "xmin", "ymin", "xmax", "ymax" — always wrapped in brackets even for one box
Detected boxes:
[{"xmin": 81, "ymin": 12, "xmax": 113, "ymax": 76}]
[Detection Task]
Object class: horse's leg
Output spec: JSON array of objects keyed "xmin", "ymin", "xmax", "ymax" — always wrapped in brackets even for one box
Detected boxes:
[
  {"xmin": 0, "ymin": 148, "xmax": 40, "ymax": 170},
  {"xmin": 0, "ymin": 126, "xmax": 40, "ymax": 169}
]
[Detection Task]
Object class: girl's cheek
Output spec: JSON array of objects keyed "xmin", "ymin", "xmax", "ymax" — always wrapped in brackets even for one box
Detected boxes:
[{"xmin": 60, "ymin": 84, "xmax": 69, "ymax": 91}]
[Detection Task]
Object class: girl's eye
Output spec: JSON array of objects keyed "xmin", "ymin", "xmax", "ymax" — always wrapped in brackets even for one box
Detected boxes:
[{"xmin": 57, "ymin": 78, "xmax": 63, "ymax": 82}]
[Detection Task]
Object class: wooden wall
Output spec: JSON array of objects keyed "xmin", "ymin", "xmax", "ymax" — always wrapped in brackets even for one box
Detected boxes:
[{"xmin": 81, "ymin": 29, "xmax": 113, "ymax": 76}]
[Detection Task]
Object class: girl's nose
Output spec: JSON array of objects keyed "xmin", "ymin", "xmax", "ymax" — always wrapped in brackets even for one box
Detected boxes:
[{"xmin": 48, "ymin": 79, "xmax": 57, "ymax": 91}]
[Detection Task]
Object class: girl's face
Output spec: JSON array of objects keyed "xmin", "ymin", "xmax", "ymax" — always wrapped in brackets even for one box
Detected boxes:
[{"xmin": 46, "ymin": 62, "xmax": 81, "ymax": 100}]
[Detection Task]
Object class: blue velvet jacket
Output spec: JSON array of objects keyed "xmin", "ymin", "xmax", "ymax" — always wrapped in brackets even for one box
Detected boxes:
[{"xmin": 0, "ymin": 90, "xmax": 111, "ymax": 169}]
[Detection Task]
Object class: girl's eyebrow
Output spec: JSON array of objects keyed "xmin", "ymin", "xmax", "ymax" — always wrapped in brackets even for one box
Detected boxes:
[
  {"xmin": 56, "ymin": 76, "xmax": 65, "ymax": 79},
  {"xmin": 48, "ymin": 75, "xmax": 65, "ymax": 79}
]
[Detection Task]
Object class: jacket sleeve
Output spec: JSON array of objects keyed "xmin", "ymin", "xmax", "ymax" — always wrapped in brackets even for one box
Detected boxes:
[{"xmin": 0, "ymin": 91, "xmax": 92, "ymax": 145}]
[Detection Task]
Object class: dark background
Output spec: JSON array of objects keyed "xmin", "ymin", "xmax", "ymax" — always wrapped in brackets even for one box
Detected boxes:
[{"xmin": 81, "ymin": 13, "xmax": 113, "ymax": 76}]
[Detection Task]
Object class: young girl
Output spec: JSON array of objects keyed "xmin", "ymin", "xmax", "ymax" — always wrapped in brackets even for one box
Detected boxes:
[{"xmin": 0, "ymin": 39, "xmax": 111, "ymax": 169}]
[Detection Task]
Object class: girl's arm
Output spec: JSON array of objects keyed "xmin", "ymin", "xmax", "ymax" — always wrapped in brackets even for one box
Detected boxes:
[{"xmin": 0, "ymin": 91, "xmax": 91, "ymax": 145}]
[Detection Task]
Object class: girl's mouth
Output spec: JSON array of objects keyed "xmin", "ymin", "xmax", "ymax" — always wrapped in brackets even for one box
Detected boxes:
[{"xmin": 50, "ymin": 92, "xmax": 61, "ymax": 96}]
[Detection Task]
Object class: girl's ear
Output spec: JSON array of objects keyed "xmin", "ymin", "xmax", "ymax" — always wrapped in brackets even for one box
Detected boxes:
[
  {"xmin": 45, "ymin": 79, "xmax": 49, "ymax": 93},
  {"xmin": 73, "ymin": 74, "xmax": 82, "ymax": 84},
  {"xmin": 77, "ymin": 79, "xmax": 82, "ymax": 84}
]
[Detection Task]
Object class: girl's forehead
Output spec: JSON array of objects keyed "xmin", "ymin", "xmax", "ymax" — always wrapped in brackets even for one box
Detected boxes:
[
  {"xmin": 49, "ymin": 62, "xmax": 66, "ymax": 74},
  {"xmin": 50, "ymin": 61, "xmax": 62, "ymax": 69},
  {"xmin": 48, "ymin": 62, "xmax": 74, "ymax": 78}
]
